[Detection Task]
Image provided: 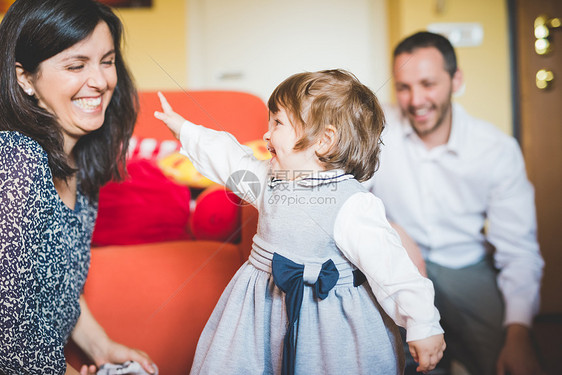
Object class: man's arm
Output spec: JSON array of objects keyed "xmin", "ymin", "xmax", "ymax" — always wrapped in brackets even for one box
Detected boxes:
[
  {"xmin": 487, "ymin": 137, "xmax": 543, "ymax": 326},
  {"xmin": 390, "ymin": 222, "xmax": 427, "ymax": 277},
  {"xmin": 486, "ymin": 138, "xmax": 544, "ymax": 375}
]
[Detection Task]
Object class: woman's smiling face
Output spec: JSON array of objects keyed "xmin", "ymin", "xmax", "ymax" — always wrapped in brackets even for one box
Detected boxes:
[{"xmin": 23, "ymin": 21, "xmax": 117, "ymax": 150}]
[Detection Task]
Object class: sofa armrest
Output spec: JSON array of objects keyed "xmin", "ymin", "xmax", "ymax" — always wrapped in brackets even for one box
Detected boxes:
[{"xmin": 65, "ymin": 240, "xmax": 243, "ymax": 373}]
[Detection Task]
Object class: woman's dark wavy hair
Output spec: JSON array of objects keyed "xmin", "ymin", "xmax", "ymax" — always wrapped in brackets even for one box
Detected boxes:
[{"xmin": 0, "ymin": 0, "xmax": 138, "ymax": 201}]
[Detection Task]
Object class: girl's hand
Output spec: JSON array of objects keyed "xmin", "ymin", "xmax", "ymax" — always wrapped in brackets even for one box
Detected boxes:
[
  {"xmin": 154, "ymin": 91, "xmax": 187, "ymax": 139},
  {"xmin": 408, "ymin": 334, "xmax": 446, "ymax": 373}
]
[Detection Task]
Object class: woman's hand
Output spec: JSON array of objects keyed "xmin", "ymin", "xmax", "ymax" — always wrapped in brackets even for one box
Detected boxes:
[
  {"xmin": 71, "ymin": 296, "xmax": 156, "ymax": 374},
  {"xmin": 154, "ymin": 91, "xmax": 188, "ymax": 139},
  {"xmin": 86, "ymin": 339, "xmax": 156, "ymax": 374},
  {"xmin": 78, "ymin": 363, "xmax": 97, "ymax": 375}
]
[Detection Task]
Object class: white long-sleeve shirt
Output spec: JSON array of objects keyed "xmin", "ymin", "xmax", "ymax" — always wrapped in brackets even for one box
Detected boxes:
[
  {"xmin": 179, "ymin": 120, "xmax": 443, "ymax": 341},
  {"xmin": 363, "ymin": 104, "xmax": 544, "ymax": 327}
]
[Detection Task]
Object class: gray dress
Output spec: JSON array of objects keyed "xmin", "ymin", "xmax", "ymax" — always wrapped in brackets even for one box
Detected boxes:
[{"xmin": 190, "ymin": 174, "xmax": 403, "ymax": 374}]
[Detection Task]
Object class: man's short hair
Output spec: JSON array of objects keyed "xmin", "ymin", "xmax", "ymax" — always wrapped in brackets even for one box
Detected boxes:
[{"xmin": 393, "ymin": 31, "xmax": 458, "ymax": 77}]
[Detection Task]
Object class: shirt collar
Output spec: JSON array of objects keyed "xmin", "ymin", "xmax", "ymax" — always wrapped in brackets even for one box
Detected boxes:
[
  {"xmin": 445, "ymin": 103, "xmax": 467, "ymax": 157},
  {"xmin": 268, "ymin": 169, "xmax": 354, "ymax": 188}
]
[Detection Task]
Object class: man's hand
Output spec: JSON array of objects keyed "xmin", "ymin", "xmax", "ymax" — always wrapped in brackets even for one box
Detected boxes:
[
  {"xmin": 154, "ymin": 92, "xmax": 188, "ymax": 139},
  {"xmin": 390, "ymin": 222, "xmax": 427, "ymax": 277},
  {"xmin": 408, "ymin": 334, "xmax": 446, "ymax": 373},
  {"xmin": 496, "ymin": 324, "xmax": 543, "ymax": 375}
]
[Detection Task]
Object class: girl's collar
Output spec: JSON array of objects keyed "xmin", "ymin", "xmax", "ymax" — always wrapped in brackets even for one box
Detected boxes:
[{"xmin": 267, "ymin": 169, "xmax": 354, "ymax": 188}]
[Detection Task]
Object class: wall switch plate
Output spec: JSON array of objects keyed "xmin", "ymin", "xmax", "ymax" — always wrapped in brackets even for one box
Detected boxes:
[{"xmin": 427, "ymin": 22, "xmax": 484, "ymax": 47}]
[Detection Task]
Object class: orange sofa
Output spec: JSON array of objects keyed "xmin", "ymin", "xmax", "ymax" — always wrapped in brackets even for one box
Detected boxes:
[{"xmin": 65, "ymin": 91, "xmax": 267, "ymax": 373}]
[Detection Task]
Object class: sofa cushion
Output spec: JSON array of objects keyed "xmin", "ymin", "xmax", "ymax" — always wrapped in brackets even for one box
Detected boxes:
[{"xmin": 65, "ymin": 240, "xmax": 244, "ymax": 373}]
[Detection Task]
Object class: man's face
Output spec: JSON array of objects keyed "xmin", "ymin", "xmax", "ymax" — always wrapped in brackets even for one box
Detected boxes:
[{"xmin": 393, "ymin": 47, "xmax": 461, "ymax": 141}]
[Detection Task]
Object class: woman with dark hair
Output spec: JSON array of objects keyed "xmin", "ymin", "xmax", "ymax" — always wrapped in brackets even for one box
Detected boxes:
[{"xmin": 0, "ymin": 0, "xmax": 155, "ymax": 374}]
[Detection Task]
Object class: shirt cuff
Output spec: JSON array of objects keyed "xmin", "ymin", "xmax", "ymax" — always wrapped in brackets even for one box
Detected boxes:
[
  {"xmin": 504, "ymin": 299, "xmax": 535, "ymax": 327},
  {"xmin": 405, "ymin": 321, "xmax": 444, "ymax": 342},
  {"xmin": 179, "ymin": 120, "xmax": 196, "ymax": 157}
]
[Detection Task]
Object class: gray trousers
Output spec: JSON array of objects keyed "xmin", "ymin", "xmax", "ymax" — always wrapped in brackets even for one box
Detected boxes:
[{"xmin": 403, "ymin": 257, "xmax": 505, "ymax": 375}]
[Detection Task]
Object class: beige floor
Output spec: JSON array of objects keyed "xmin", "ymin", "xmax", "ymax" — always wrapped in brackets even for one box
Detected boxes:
[{"xmin": 450, "ymin": 361, "xmax": 470, "ymax": 375}]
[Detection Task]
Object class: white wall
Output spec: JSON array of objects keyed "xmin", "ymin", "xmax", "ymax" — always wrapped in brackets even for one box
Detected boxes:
[{"xmin": 187, "ymin": 0, "xmax": 390, "ymax": 103}]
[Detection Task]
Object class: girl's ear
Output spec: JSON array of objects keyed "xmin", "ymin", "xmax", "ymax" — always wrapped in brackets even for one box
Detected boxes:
[{"xmin": 317, "ymin": 125, "xmax": 337, "ymax": 154}]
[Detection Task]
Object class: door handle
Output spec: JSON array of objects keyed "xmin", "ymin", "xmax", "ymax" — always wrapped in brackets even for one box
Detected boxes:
[
  {"xmin": 535, "ymin": 15, "xmax": 560, "ymax": 55},
  {"xmin": 536, "ymin": 69, "xmax": 554, "ymax": 90}
]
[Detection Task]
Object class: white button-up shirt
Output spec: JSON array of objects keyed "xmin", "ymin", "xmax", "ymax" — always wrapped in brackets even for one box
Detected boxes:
[{"xmin": 364, "ymin": 104, "xmax": 544, "ymax": 326}]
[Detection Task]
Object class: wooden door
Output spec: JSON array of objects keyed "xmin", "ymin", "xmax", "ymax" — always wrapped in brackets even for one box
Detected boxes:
[{"xmin": 514, "ymin": 0, "xmax": 562, "ymax": 314}]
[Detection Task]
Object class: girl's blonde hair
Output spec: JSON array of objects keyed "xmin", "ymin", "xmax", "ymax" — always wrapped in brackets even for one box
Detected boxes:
[{"xmin": 267, "ymin": 69, "xmax": 384, "ymax": 182}]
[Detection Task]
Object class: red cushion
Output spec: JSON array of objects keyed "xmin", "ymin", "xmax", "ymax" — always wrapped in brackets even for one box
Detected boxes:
[
  {"xmin": 92, "ymin": 159, "xmax": 191, "ymax": 246},
  {"xmin": 190, "ymin": 186, "xmax": 241, "ymax": 243}
]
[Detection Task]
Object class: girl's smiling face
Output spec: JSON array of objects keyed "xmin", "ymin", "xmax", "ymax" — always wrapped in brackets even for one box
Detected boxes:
[
  {"xmin": 18, "ymin": 21, "xmax": 117, "ymax": 152},
  {"xmin": 263, "ymin": 106, "xmax": 324, "ymax": 179}
]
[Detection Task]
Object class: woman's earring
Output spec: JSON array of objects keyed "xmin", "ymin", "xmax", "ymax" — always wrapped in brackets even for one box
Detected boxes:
[{"xmin": 25, "ymin": 88, "xmax": 34, "ymax": 96}]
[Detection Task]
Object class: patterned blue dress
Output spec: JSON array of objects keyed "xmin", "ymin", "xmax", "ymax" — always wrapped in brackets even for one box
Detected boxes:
[{"xmin": 0, "ymin": 132, "xmax": 97, "ymax": 374}]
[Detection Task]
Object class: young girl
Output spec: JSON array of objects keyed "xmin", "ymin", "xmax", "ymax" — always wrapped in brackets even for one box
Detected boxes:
[{"xmin": 155, "ymin": 70, "xmax": 445, "ymax": 374}]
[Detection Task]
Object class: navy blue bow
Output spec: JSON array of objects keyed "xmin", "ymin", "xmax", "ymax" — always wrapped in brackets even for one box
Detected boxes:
[{"xmin": 271, "ymin": 253, "xmax": 339, "ymax": 375}]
